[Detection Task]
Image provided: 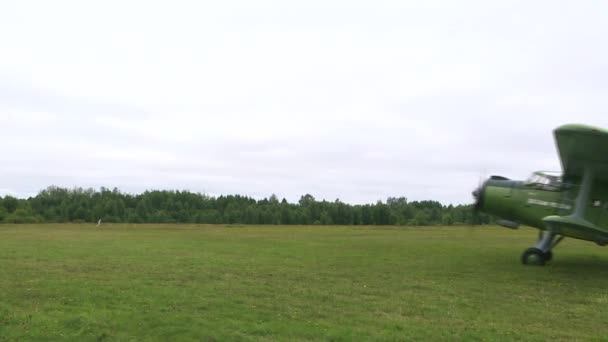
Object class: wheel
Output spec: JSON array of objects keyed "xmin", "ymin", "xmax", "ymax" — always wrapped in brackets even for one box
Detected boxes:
[
  {"xmin": 521, "ymin": 248, "xmax": 547, "ymax": 266},
  {"xmin": 543, "ymin": 250, "xmax": 553, "ymax": 262}
]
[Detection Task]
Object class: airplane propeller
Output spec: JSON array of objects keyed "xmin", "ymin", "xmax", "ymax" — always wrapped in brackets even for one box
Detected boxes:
[
  {"xmin": 472, "ymin": 174, "xmax": 515, "ymax": 226},
  {"xmin": 472, "ymin": 173, "xmax": 486, "ymax": 214},
  {"xmin": 472, "ymin": 174, "xmax": 510, "ymax": 213},
  {"xmin": 471, "ymin": 178, "xmax": 485, "ymax": 225}
]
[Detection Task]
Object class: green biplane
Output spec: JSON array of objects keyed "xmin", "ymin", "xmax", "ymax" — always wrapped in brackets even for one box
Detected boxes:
[{"xmin": 473, "ymin": 124, "xmax": 608, "ymax": 265}]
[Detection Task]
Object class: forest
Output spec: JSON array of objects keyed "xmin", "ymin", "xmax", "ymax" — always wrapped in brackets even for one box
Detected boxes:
[{"xmin": 0, "ymin": 186, "xmax": 492, "ymax": 225}]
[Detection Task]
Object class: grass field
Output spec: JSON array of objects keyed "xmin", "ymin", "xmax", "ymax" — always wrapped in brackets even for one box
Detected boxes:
[{"xmin": 1, "ymin": 224, "xmax": 608, "ymax": 341}]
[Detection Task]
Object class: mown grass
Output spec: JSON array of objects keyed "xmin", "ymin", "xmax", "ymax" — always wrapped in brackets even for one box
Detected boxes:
[{"xmin": 1, "ymin": 224, "xmax": 608, "ymax": 341}]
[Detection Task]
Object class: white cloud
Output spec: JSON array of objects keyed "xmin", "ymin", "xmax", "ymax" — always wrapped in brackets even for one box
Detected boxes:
[{"xmin": 1, "ymin": 0, "xmax": 608, "ymax": 204}]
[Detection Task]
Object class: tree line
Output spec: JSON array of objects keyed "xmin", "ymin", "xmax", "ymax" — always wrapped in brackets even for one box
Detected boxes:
[{"xmin": 0, "ymin": 186, "xmax": 492, "ymax": 225}]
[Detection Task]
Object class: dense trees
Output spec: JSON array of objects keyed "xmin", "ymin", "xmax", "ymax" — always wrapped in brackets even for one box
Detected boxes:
[{"xmin": 0, "ymin": 186, "xmax": 492, "ymax": 225}]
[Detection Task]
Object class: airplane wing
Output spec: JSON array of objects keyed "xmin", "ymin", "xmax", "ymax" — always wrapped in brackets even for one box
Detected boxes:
[
  {"xmin": 554, "ymin": 124, "xmax": 608, "ymax": 182},
  {"xmin": 548, "ymin": 124, "xmax": 608, "ymax": 243},
  {"xmin": 543, "ymin": 215, "xmax": 608, "ymax": 244}
]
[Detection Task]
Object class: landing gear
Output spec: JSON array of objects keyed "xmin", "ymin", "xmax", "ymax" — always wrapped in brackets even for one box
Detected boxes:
[
  {"xmin": 521, "ymin": 230, "xmax": 563, "ymax": 266},
  {"xmin": 543, "ymin": 250, "xmax": 553, "ymax": 262},
  {"xmin": 521, "ymin": 248, "xmax": 552, "ymax": 265}
]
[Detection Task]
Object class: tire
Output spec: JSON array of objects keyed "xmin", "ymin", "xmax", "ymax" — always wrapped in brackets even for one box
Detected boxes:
[
  {"xmin": 543, "ymin": 250, "xmax": 553, "ymax": 262},
  {"xmin": 521, "ymin": 247, "xmax": 546, "ymax": 266}
]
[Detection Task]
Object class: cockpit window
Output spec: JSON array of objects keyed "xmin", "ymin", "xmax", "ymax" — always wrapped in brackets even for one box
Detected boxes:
[{"xmin": 525, "ymin": 171, "xmax": 562, "ymax": 190}]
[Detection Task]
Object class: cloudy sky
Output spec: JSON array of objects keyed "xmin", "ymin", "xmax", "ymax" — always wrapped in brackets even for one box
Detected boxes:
[{"xmin": 1, "ymin": 1, "xmax": 608, "ymax": 205}]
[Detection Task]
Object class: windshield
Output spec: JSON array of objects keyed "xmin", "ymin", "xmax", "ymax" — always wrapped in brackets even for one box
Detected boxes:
[{"xmin": 525, "ymin": 171, "xmax": 562, "ymax": 190}]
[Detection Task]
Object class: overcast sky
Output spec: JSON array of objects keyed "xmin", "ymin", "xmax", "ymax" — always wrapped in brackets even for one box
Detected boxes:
[{"xmin": 1, "ymin": 1, "xmax": 608, "ymax": 205}]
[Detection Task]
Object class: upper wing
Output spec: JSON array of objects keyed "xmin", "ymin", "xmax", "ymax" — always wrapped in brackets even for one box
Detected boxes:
[{"xmin": 554, "ymin": 124, "xmax": 608, "ymax": 182}]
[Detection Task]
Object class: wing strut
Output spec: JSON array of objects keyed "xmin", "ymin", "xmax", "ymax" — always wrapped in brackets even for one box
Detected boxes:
[{"xmin": 572, "ymin": 166, "xmax": 594, "ymax": 219}]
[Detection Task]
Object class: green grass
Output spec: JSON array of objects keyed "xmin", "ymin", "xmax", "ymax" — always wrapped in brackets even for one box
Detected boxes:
[{"xmin": 1, "ymin": 224, "xmax": 608, "ymax": 341}]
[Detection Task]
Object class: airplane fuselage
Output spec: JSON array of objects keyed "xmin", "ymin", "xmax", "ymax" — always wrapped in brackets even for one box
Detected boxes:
[
  {"xmin": 478, "ymin": 173, "xmax": 608, "ymax": 243},
  {"xmin": 473, "ymin": 124, "xmax": 608, "ymax": 265}
]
